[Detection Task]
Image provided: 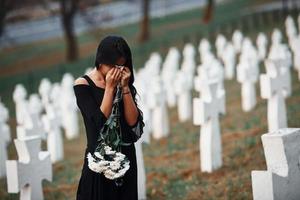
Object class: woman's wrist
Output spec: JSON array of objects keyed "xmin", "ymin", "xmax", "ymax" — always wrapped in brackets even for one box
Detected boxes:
[
  {"xmin": 122, "ymin": 85, "xmax": 130, "ymax": 93},
  {"xmin": 105, "ymin": 86, "xmax": 116, "ymax": 94}
]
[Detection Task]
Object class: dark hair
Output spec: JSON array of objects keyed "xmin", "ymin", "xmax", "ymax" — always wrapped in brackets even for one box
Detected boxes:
[{"xmin": 94, "ymin": 35, "xmax": 142, "ymax": 117}]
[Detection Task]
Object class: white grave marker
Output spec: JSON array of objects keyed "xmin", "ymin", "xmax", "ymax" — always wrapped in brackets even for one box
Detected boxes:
[
  {"xmin": 237, "ymin": 56, "xmax": 259, "ymax": 112},
  {"xmin": 6, "ymin": 136, "xmax": 52, "ymax": 200},
  {"xmin": 17, "ymin": 94, "xmax": 46, "ymax": 140},
  {"xmin": 0, "ymin": 101, "xmax": 11, "ymax": 178},
  {"xmin": 174, "ymin": 70, "xmax": 192, "ymax": 122},
  {"xmin": 260, "ymin": 59, "xmax": 290, "ymax": 132},
  {"xmin": 256, "ymin": 32, "xmax": 268, "ymax": 61},
  {"xmin": 251, "ymin": 128, "xmax": 300, "ymax": 200},
  {"xmin": 193, "ymin": 81, "xmax": 225, "ymax": 172},
  {"xmin": 135, "ymin": 140, "xmax": 146, "ymax": 200},
  {"xmin": 61, "ymin": 73, "xmax": 79, "ymax": 139},
  {"xmin": 221, "ymin": 42, "xmax": 236, "ymax": 80}
]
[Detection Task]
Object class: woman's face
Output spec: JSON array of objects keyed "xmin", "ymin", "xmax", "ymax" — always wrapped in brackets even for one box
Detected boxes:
[{"xmin": 99, "ymin": 57, "xmax": 126, "ymax": 76}]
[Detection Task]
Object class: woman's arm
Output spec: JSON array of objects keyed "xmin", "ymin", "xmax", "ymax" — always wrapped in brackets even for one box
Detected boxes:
[
  {"xmin": 100, "ymin": 88, "xmax": 115, "ymax": 118},
  {"xmin": 101, "ymin": 67, "xmax": 123, "ymax": 118},
  {"xmin": 122, "ymin": 86, "xmax": 139, "ymax": 126}
]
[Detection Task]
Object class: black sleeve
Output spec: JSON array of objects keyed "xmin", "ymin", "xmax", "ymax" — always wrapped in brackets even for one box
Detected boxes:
[{"xmin": 73, "ymin": 85, "xmax": 107, "ymax": 130}]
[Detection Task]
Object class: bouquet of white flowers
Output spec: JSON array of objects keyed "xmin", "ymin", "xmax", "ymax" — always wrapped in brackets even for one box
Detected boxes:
[{"xmin": 87, "ymin": 84, "xmax": 132, "ymax": 186}]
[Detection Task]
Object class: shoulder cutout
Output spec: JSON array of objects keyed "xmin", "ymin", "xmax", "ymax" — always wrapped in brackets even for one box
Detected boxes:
[{"xmin": 74, "ymin": 77, "xmax": 88, "ymax": 86}]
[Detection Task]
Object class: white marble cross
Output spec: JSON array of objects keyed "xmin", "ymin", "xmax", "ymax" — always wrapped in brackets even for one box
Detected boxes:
[
  {"xmin": 38, "ymin": 78, "xmax": 52, "ymax": 107},
  {"xmin": 135, "ymin": 140, "xmax": 146, "ymax": 200},
  {"xmin": 17, "ymin": 94, "xmax": 46, "ymax": 140},
  {"xmin": 193, "ymin": 81, "xmax": 225, "ymax": 172},
  {"xmin": 221, "ymin": 42, "xmax": 236, "ymax": 80},
  {"xmin": 162, "ymin": 47, "xmax": 180, "ymax": 108},
  {"xmin": 61, "ymin": 73, "xmax": 79, "ymax": 140},
  {"xmin": 42, "ymin": 84, "xmax": 64, "ymax": 163},
  {"xmin": 260, "ymin": 59, "xmax": 290, "ymax": 133},
  {"xmin": 232, "ymin": 30, "xmax": 243, "ymax": 53},
  {"xmin": 292, "ymin": 36, "xmax": 300, "ymax": 80},
  {"xmin": 42, "ymin": 102, "xmax": 64, "ymax": 163},
  {"xmin": 256, "ymin": 32, "xmax": 268, "ymax": 61},
  {"xmin": 237, "ymin": 56, "xmax": 259, "ymax": 112},
  {"xmin": 0, "ymin": 101, "xmax": 11, "ymax": 178},
  {"xmin": 13, "ymin": 84, "xmax": 30, "ymax": 126},
  {"xmin": 6, "ymin": 136, "xmax": 52, "ymax": 200},
  {"xmin": 148, "ymin": 76, "xmax": 169, "ymax": 140},
  {"xmin": 215, "ymin": 34, "xmax": 227, "ymax": 59},
  {"xmin": 174, "ymin": 70, "xmax": 193, "ymax": 122},
  {"xmin": 251, "ymin": 128, "xmax": 300, "ymax": 200},
  {"xmin": 135, "ymin": 70, "xmax": 152, "ymax": 144},
  {"xmin": 198, "ymin": 38, "xmax": 211, "ymax": 64},
  {"xmin": 285, "ymin": 15, "xmax": 297, "ymax": 47},
  {"xmin": 194, "ymin": 54, "xmax": 225, "ymax": 95}
]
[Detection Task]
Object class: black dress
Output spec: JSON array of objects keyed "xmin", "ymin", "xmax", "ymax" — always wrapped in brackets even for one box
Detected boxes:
[{"xmin": 73, "ymin": 75, "xmax": 138, "ymax": 200}]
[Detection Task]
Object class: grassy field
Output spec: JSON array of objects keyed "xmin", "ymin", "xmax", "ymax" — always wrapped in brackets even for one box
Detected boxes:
[{"xmin": 1, "ymin": 0, "xmax": 300, "ymax": 199}]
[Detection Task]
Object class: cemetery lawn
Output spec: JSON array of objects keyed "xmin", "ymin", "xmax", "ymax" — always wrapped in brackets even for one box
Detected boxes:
[{"xmin": 1, "ymin": 71, "xmax": 300, "ymax": 199}]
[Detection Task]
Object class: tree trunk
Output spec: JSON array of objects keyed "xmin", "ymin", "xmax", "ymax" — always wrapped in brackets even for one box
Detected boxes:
[
  {"xmin": 63, "ymin": 15, "xmax": 78, "ymax": 61},
  {"xmin": 203, "ymin": 0, "xmax": 214, "ymax": 24},
  {"xmin": 0, "ymin": 0, "xmax": 14, "ymax": 36},
  {"xmin": 139, "ymin": 0, "xmax": 150, "ymax": 43},
  {"xmin": 60, "ymin": 0, "xmax": 79, "ymax": 62}
]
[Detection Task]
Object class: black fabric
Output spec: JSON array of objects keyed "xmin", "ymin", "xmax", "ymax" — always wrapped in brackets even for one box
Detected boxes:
[{"xmin": 73, "ymin": 75, "xmax": 138, "ymax": 200}]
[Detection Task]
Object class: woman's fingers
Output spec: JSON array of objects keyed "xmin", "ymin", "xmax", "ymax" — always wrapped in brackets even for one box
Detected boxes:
[
  {"xmin": 113, "ymin": 68, "xmax": 121, "ymax": 79},
  {"xmin": 111, "ymin": 68, "xmax": 118, "ymax": 78},
  {"xmin": 117, "ymin": 71, "xmax": 122, "ymax": 80}
]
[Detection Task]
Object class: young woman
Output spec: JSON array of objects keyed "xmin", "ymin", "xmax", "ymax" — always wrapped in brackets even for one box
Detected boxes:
[{"xmin": 73, "ymin": 35, "xmax": 144, "ymax": 200}]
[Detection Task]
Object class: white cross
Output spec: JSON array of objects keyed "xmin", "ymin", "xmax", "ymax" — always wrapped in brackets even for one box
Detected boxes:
[
  {"xmin": 6, "ymin": 136, "xmax": 52, "ymax": 200},
  {"xmin": 251, "ymin": 128, "xmax": 300, "ymax": 200},
  {"xmin": 237, "ymin": 57, "xmax": 259, "ymax": 112},
  {"xmin": 0, "ymin": 102, "xmax": 11, "ymax": 178},
  {"xmin": 42, "ymin": 104, "xmax": 64, "ymax": 163},
  {"xmin": 260, "ymin": 59, "xmax": 290, "ymax": 132},
  {"xmin": 193, "ymin": 81, "xmax": 225, "ymax": 172}
]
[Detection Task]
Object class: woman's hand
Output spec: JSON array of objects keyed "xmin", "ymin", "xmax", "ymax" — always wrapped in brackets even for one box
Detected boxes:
[
  {"xmin": 120, "ymin": 67, "xmax": 131, "ymax": 88},
  {"xmin": 105, "ymin": 67, "xmax": 122, "ymax": 91}
]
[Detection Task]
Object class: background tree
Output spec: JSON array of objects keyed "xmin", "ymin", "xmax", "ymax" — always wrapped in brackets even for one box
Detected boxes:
[
  {"xmin": 203, "ymin": 0, "xmax": 214, "ymax": 24},
  {"xmin": 60, "ymin": 0, "xmax": 80, "ymax": 62},
  {"xmin": 0, "ymin": 0, "xmax": 15, "ymax": 37},
  {"xmin": 138, "ymin": 0, "xmax": 150, "ymax": 42}
]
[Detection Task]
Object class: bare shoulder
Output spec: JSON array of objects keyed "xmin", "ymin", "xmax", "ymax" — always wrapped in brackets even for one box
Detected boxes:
[{"xmin": 74, "ymin": 77, "xmax": 88, "ymax": 86}]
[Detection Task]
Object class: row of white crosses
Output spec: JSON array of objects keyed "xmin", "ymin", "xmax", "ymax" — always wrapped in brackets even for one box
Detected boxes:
[
  {"xmin": 7, "ymin": 83, "xmax": 53, "ymax": 200},
  {"xmin": 5, "ymin": 73, "xmax": 79, "ymax": 200},
  {"xmin": 193, "ymin": 23, "xmax": 294, "ymax": 172}
]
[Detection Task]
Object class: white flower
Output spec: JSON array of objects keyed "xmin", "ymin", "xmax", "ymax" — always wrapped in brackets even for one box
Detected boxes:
[
  {"xmin": 94, "ymin": 152, "xmax": 104, "ymax": 159},
  {"xmin": 104, "ymin": 145, "xmax": 112, "ymax": 151},
  {"xmin": 110, "ymin": 161, "xmax": 121, "ymax": 170},
  {"xmin": 87, "ymin": 145, "xmax": 130, "ymax": 180}
]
